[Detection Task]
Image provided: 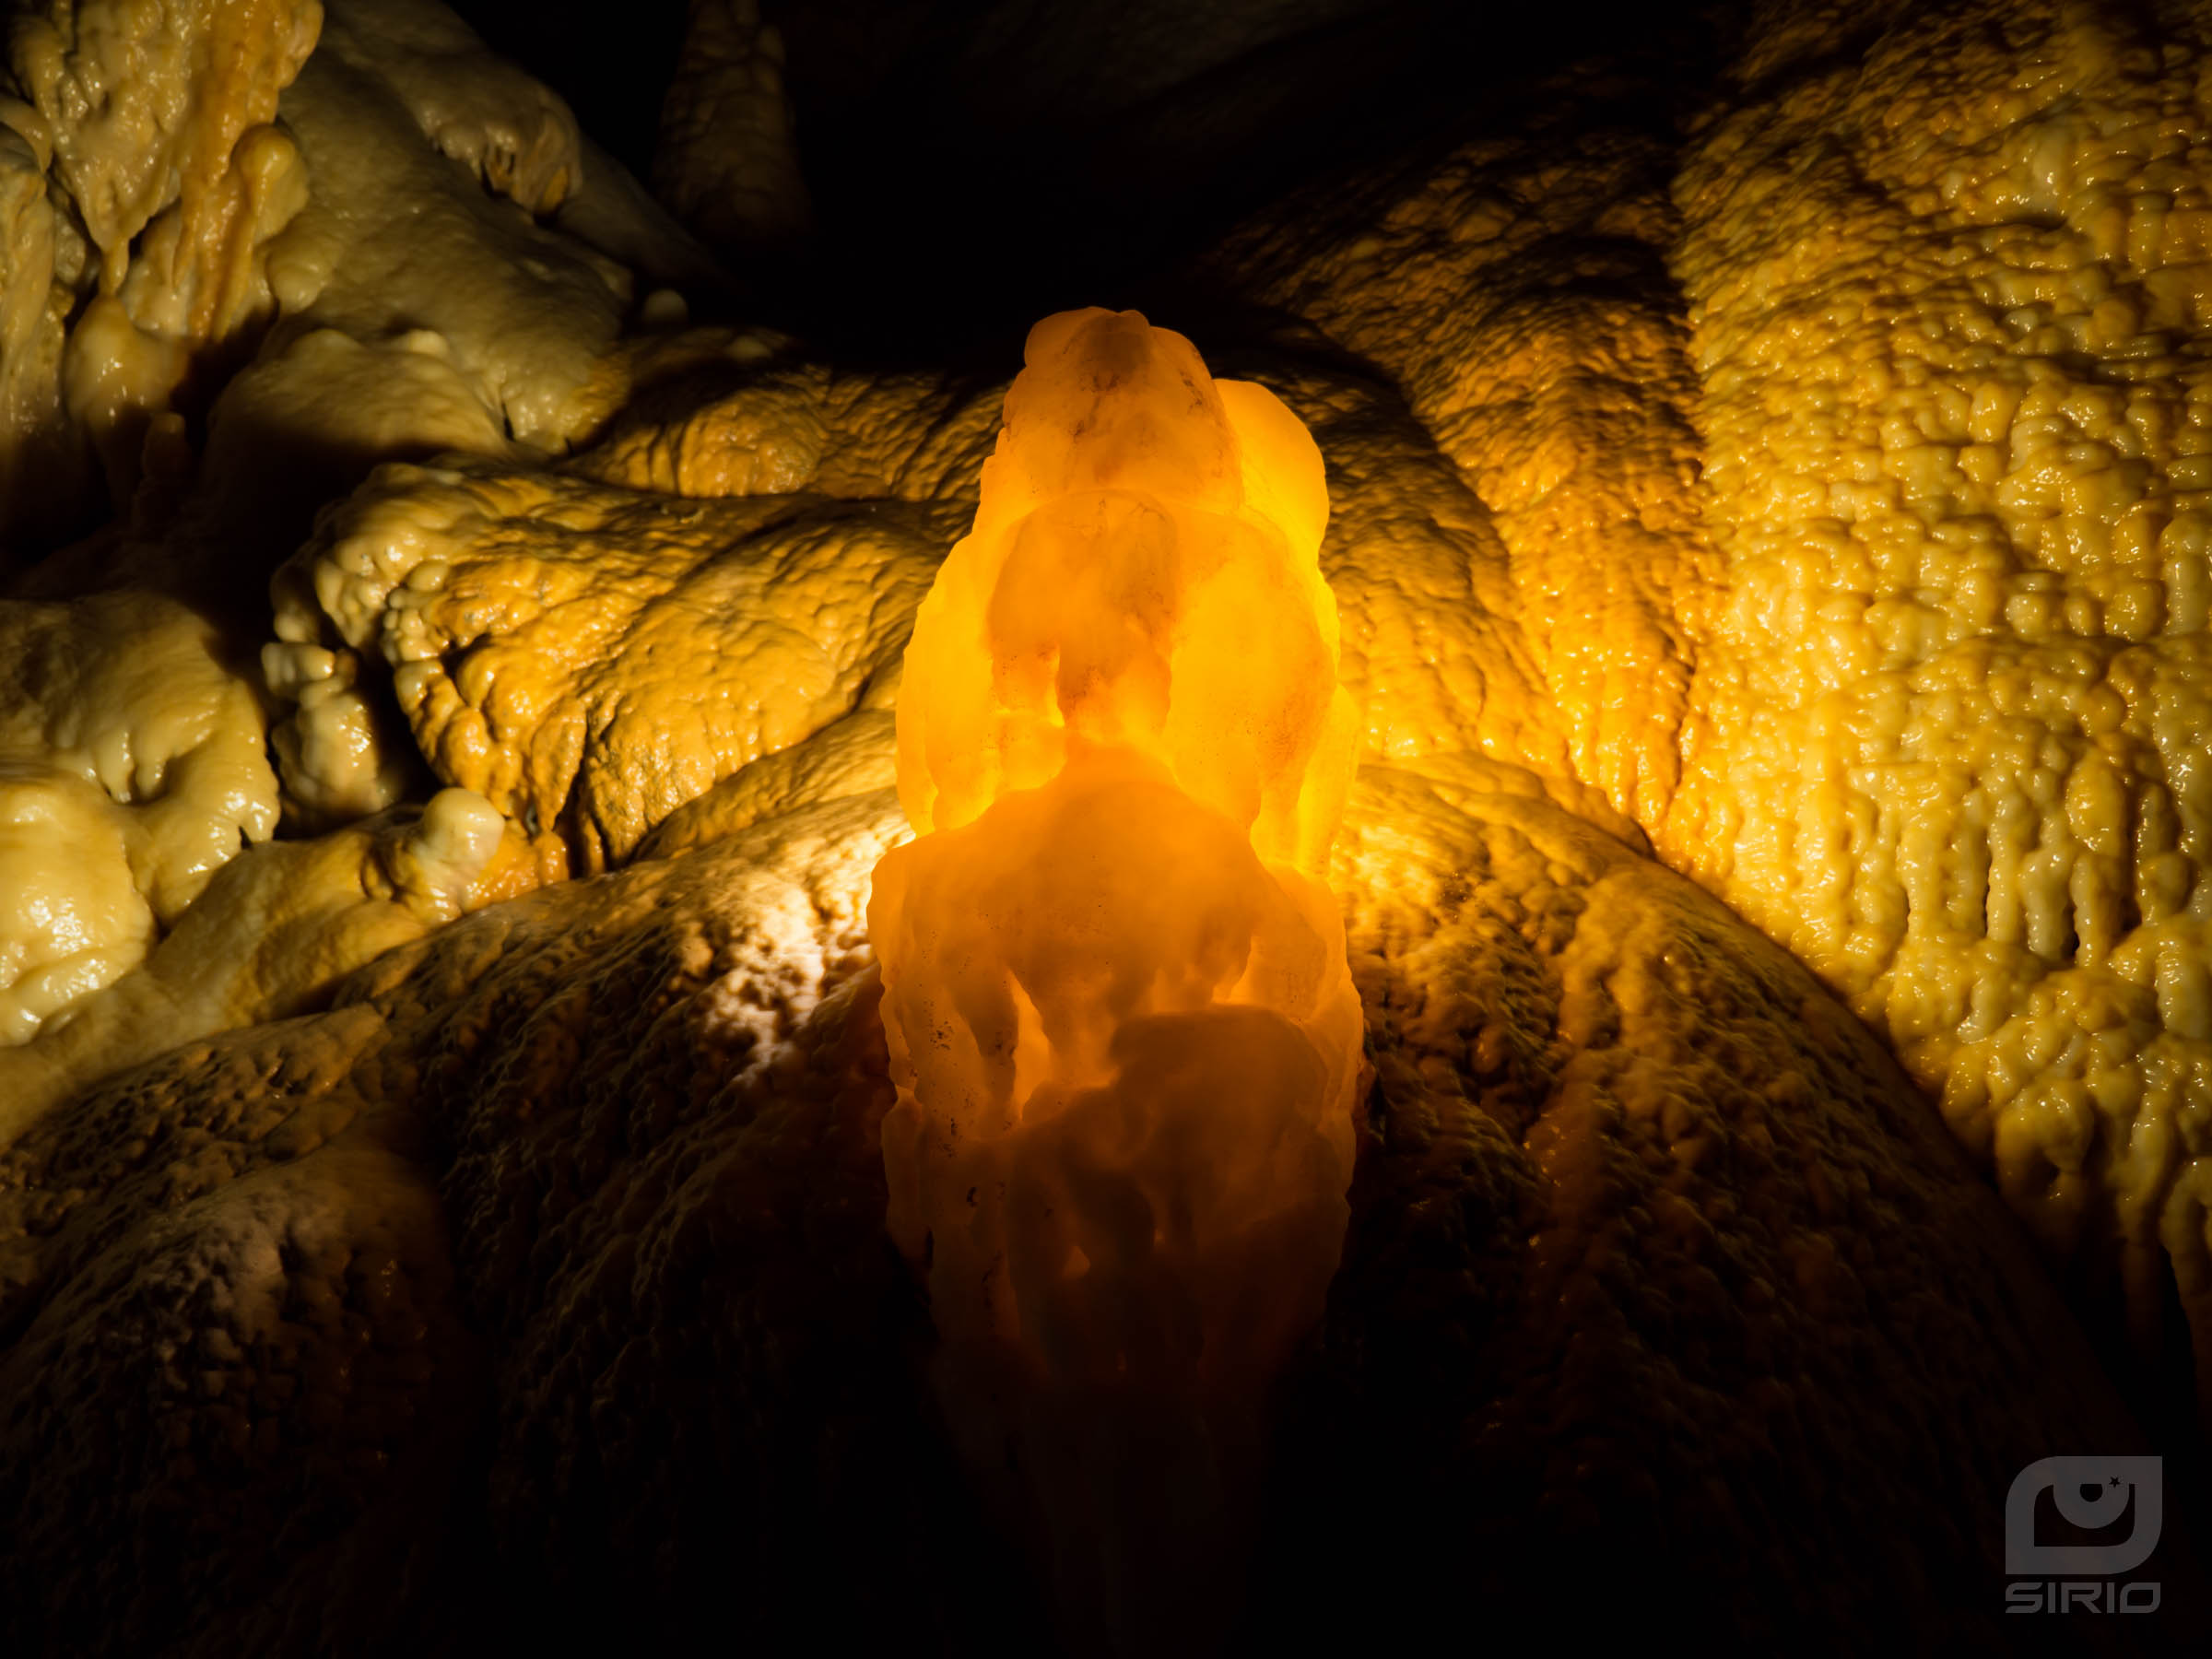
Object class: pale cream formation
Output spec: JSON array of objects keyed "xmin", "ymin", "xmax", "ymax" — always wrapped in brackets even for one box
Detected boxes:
[
  {"xmin": 7, "ymin": 0, "xmax": 319, "ymax": 291},
  {"xmin": 213, "ymin": 0, "xmax": 720, "ymax": 517},
  {"xmin": 1669, "ymin": 1, "xmax": 2212, "ymax": 1364},
  {"xmin": 0, "ymin": 0, "xmax": 797, "ymax": 1098},
  {"xmin": 2, "ymin": 8, "xmax": 2207, "ymax": 1641},
  {"xmin": 0, "ymin": 591, "xmax": 276, "ymax": 1043},
  {"xmin": 54, "ymin": 0, "xmax": 716, "ymax": 577},
  {"xmin": 6, "ymin": 0, "xmax": 322, "ymax": 504},
  {"xmin": 0, "ymin": 787, "xmax": 503, "ymax": 1147},
  {"xmin": 869, "ymin": 310, "xmax": 1363, "ymax": 1643},
  {"xmin": 311, "ymin": 0, "xmax": 715, "ymax": 299},
  {"xmin": 260, "ymin": 6, "xmax": 622, "ymax": 457},
  {"xmin": 315, "ymin": 0, "xmax": 580, "ymax": 214},
  {"xmin": 266, "ymin": 458, "xmax": 955, "ymax": 868},
  {"xmin": 311, "ymin": 0, "xmax": 722, "ymax": 366}
]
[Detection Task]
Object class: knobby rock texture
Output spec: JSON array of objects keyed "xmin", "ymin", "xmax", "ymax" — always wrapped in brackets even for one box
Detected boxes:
[{"xmin": 0, "ymin": 0, "xmax": 2206, "ymax": 1652}]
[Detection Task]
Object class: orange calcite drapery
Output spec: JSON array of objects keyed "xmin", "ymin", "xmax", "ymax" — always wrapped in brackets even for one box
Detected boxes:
[{"xmin": 866, "ymin": 307, "xmax": 1364, "ymax": 1641}]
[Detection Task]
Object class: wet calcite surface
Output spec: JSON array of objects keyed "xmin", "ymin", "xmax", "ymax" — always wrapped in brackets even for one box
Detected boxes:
[{"xmin": 0, "ymin": 0, "xmax": 2206, "ymax": 1652}]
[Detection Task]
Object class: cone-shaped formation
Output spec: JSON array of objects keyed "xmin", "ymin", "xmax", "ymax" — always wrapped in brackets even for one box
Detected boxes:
[
  {"xmin": 868, "ymin": 308, "xmax": 1364, "ymax": 1651},
  {"xmin": 891, "ymin": 305, "xmax": 1359, "ymax": 875}
]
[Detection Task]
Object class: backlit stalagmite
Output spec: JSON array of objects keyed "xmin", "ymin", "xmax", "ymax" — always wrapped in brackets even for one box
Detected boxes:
[
  {"xmin": 10, "ymin": 3, "xmax": 2212, "ymax": 1651},
  {"xmin": 867, "ymin": 307, "xmax": 1364, "ymax": 1644}
]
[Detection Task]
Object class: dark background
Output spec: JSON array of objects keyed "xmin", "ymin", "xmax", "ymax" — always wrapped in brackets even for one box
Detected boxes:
[{"xmin": 449, "ymin": 0, "xmax": 1731, "ymax": 353}]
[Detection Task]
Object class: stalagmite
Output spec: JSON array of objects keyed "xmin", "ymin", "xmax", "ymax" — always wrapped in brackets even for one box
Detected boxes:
[{"xmin": 867, "ymin": 307, "xmax": 1364, "ymax": 1651}]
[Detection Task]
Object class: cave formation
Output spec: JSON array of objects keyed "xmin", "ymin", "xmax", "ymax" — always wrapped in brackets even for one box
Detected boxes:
[{"xmin": 2, "ymin": 0, "xmax": 2212, "ymax": 1652}]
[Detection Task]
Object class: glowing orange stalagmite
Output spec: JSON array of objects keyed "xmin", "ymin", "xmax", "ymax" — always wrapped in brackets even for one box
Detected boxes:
[{"xmin": 867, "ymin": 308, "xmax": 1365, "ymax": 1648}]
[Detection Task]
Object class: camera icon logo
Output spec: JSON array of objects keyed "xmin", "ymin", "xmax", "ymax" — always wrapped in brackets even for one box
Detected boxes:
[{"xmin": 2006, "ymin": 1456, "xmax": 2163, "ymax": 1576}]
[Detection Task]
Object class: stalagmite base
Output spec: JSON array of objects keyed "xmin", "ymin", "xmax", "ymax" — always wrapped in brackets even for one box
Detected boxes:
[{"xmin": 869, "ymin": 308, "xmax": 1365, "ymax": 1650}]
